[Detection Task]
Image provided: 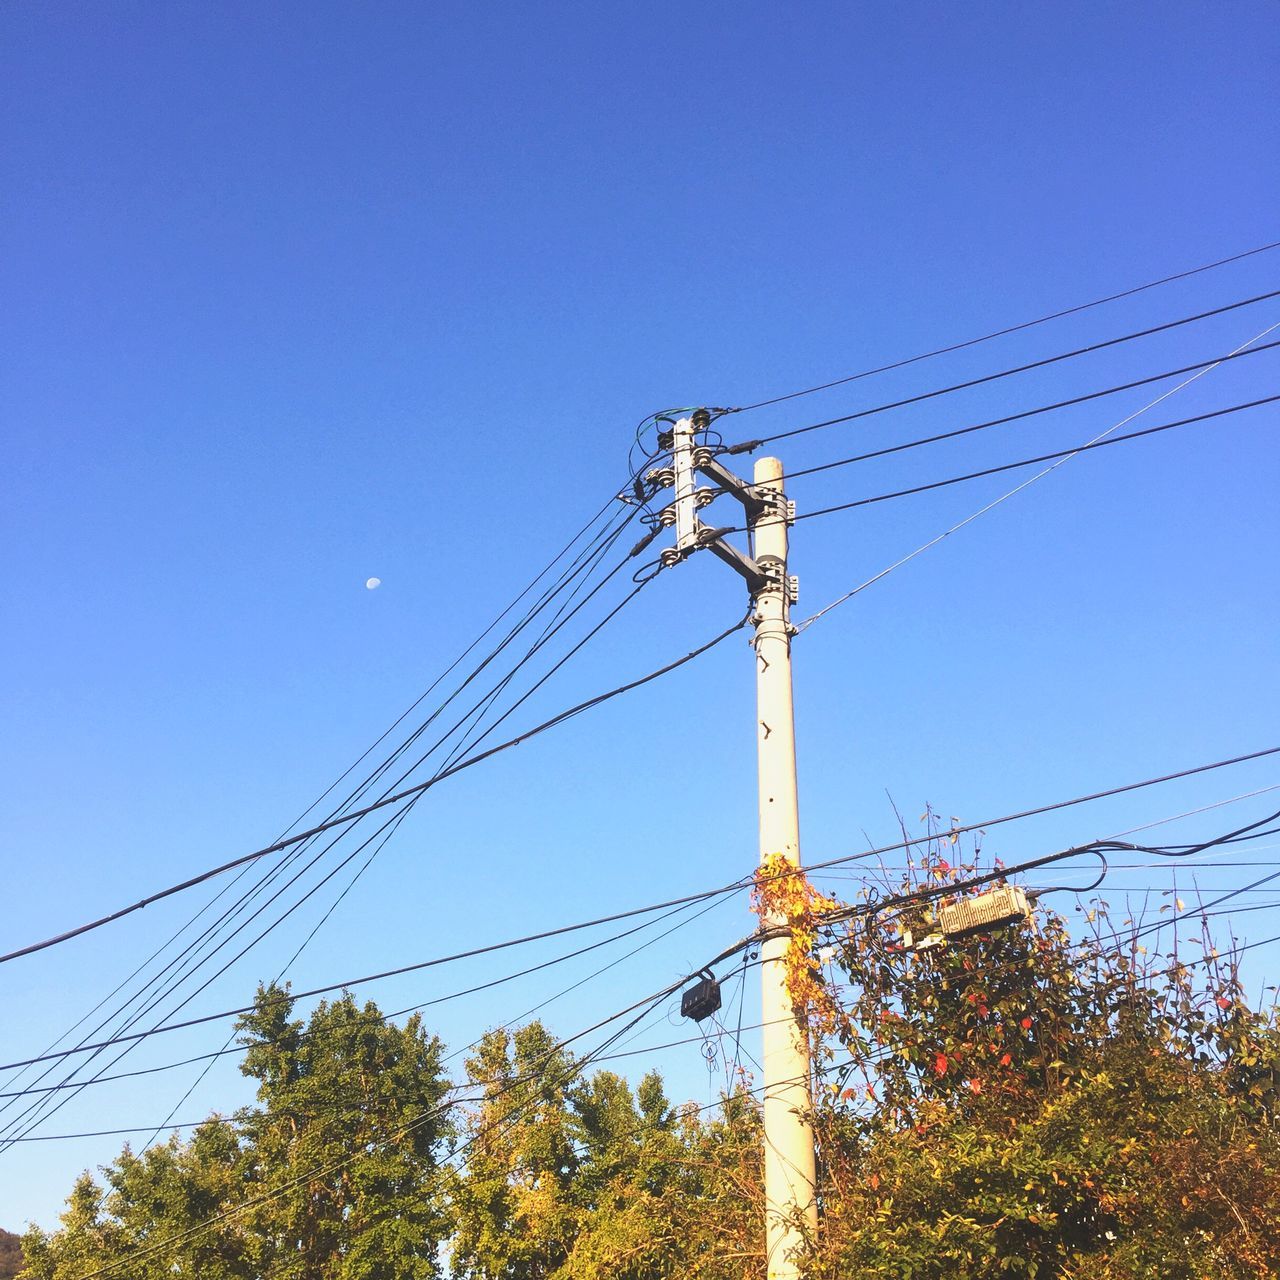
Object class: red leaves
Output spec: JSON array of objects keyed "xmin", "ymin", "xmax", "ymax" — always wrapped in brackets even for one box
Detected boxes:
[
  {"xmin": 1020, "ymin": 1017, "xmax": 1033, "ymax": 1030},
  {"xmin": 934, "ymin": 1053, "xmax": 949, "ymax": 1076},
  {"xmin": 1000, "ymin": 1052, "xmax": 1013, "ymax": 1066}
]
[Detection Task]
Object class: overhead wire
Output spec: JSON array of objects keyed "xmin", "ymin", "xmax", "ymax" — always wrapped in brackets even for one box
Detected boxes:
[
  {"xmin": 57, "ymin": 853, "xmax": 1280, "ymax": 1280},
  {"xmin": 797, "ymin": 746, "xmax": 1280, "ymax": 883},
  {"xmin": 0, "ymin": 888, "xmax": 741, "ymax": 1103},
  {"xmin": 775, "ymin": 338, "xmax": 1280, "ymax": 484},
  {"xmin": 2, "ymin": 742, "xmax": 1272, "ymax": 1084},
  {"xmin": 21, "ymin": 804, "xmax": 1275, "ymax": 1127},
  {"xmin": 0, "ymin": 495, "xmax": 644, "ymax": 1141},
  {"xmin": 721, "ymin": 286, "xmax": 1280, "ymax": 451},
  {"xmin": 792, "ymin": 317, "xmax": 1280, "ymax": 630},
  {"xmin": 16, "ymin": 825, "xmax": 1280, "ymax": 1152},
  {"xmin": 773, "ymin": 393, "xmax": 1279, "ymax": 530},
  {"xmin": 0, "ymin": 513, "xmax": 651, "ymax": 971},
  {"xmin": 63, "ymin": 926, "xmax": 756, "ymax": 1280},
  {"xmin": 0, "ymin": 503, "xmax": 660, "ymax": 1145},
  {"xmin": 726, "ymin": 239, "xmax": 1280, "ymax": 414}
]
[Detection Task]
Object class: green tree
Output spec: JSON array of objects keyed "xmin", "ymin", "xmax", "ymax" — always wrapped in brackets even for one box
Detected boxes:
[
  {"xmin": 450, "ymin": 1022, "xmax": 582, "ymax": 1279},
  {"xmin": 20, "ymin": 1121, "xmax": 249, "ymax": 1280},
  {"xmin": 234, "ymin": 984, "xmax": 454, "ymax": 1280},
  {"xmin": 450, "ymin": 1023, "xmax": 763, "ymax": 1280},
  {"xmin": 23, "ymin": 985, "xmax": 453, "ymax": 1280},
  {"xmin": 561, "ymin": 1076, "xmax": 763, "ymax": 1280}
]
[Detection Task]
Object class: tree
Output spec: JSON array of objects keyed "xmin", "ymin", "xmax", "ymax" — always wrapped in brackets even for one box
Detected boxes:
[
  {"xmin": 22, "ymin": 986, "xmax": 453, "ymax": 1280},
  {"xmin": 450, "ymin": 1024, "xmax": 763, "ymax": 1280},
  {"xmin": 449, "ymin": 1022, "xmax": 583, "ymax": 1279},
  {"xmin": 560, "ymin": 1075, "xmax": 763, "ymax": 1280},
  {"xmin": 804, "ymin": 847, "xmax": 1280, "ymax": 1279},
  {"xmin": 235, "ymin": 985, "xmax": 454, "ymax": 1280}
]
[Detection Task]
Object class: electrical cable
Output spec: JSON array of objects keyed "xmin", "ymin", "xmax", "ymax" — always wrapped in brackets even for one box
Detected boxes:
[
  {"xmin": 3, "ymin": 494, "xmax": 633, "ymax": 1063},
  {"xmin": 0, "ymin": 498, "xmax": 644, "ymax": 1133},
  {"xmin": 5, "ymin": 748, "xmax": 1272, "ymax": 1093},
  {"xmin": 791, "ymin": 319, "xmax": 1279, "ymax": 630},
  {"xmin": 0, "ymin": 753, "xmax": 755, "ymax": 1074},
  {"xmin": 16, "ymin": 847, "xmax": 1278, "ymax": 1145},
  {"xmin": 63, "ymin": 929, "xmax": 752, "ymax": 1280},
  {"xmin": 726, "ymin": 240, "xmax": 1280, "ymax": 414},
  {"xmin": 723, "ymin": 394, "xmax": 1279, "ymax": 534},
  {"xmin": 139, "ymin": 883, "xmax": 742, "ymax": 1151},
  {"xmin": 777, "ymin": 338, "xmax": 1280, "ymax": 484},
  {"xmin": 0, "ymin": 537, "xmax": 694, "ymax": 971},
  {"xmin": 0, "ymin": 531, "xmax": 669, "ymax": 1146},
  {"xmin": 722, "ymin": 287, "xmax": 1280, "ymax": 451},
  {"xmin": 0, "ymin": 890, "xmax": 740, "ymax": 1104}
]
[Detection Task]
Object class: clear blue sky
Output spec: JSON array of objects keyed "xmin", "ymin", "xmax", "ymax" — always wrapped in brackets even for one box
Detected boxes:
[{"xmin": 2, "ymin": 0, "xmax": 1277, "ymax": 1230}]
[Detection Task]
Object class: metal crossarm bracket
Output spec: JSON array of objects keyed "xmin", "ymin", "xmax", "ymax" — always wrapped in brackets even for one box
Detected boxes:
[
  {"xmin": 693, "ymin": 452, "xmax": 770, "ymax": 520},
  {"xmin": 700, "ymin": 528, "xmax": 773, "ymax": 594}
]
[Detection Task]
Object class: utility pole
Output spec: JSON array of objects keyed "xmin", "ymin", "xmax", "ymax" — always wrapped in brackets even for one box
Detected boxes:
[
  {"xmin": 750, "ymin": 456, "xmax": 819, "ymax": 1279},
  {"xmin": 643, "ymin": 412, "xmax": 817, "ymax": 1280}
]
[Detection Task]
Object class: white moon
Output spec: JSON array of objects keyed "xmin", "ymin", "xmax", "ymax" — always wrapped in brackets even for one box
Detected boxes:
[{"xmin": 365, "ymin": 577, "xmax": 382, "ymax": 590}]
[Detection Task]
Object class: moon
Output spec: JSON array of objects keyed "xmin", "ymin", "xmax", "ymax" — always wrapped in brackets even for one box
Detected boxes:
[{"xmin": 365, "ymin": 577, "xmax": 382, "ymax": 590}]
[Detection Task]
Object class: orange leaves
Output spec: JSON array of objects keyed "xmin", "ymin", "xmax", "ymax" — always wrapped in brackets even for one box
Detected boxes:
[
  {"xmin": 752, "ymin": 852, "xmax": 850, "ymax": 1039},
  {"xmin": 934, "ymin": 1053, "xmax": 949, "ymax": 1076}
]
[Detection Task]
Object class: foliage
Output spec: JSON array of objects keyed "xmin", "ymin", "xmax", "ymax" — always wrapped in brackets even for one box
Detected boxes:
[
  {"xmin": 23, "ymin": 830, "xmax": 1280, "ymax": 1280},
  {"xmin": 235, "ymin": 985, "xmax": 453, "ymax": 1280},
  {"xmin": 450, "ymin": 1023, "xmax": 762, "ymax": 1280},
  {"xmin": 753, "ymin": 852, "xmax": 847, "ymax": 1039},
  {"xmin": 21, "ymin": 985, "xmax": 453, "ymax": 1280},
  {"xmin": 0, "ymin": 1230, "xmax": 24, "ymax": 1280},
  {"xmin": 808, "ymin": 840, "xmax": 1280, "ymax": 1279}
]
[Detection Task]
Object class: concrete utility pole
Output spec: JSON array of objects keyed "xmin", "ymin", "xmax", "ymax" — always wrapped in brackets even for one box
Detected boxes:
[
  {"xmin": 644, "ymin": 415, "xmax": 817, "ymax": 1280},
  {"xmin": 750, "ymin": 457, "xmax": 819, "ymax": 1279}
]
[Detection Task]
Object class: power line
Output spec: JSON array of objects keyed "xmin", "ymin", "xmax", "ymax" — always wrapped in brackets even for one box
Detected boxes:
[
  {"xmin": 0, "ymin": 547, "xmax": 699, "ymax": 1147},
  {"xmin": 0, "ymin": 842, "xmax": 744, "ymax": 1073},
  {"xmin": 42, "ymin": 857, "xmax": 1280, "ymax": 1277},
  {"xmin": 777, "ymin": 339, "xmax": 1280, "ymax": 483},
  {"xmin": 0, "ymin": 578, "xmax": 756, "ymax": 972},
  {"xmin": 774, "ymin": 393, "xmax": 1277, "ymax": 530},
  {"xmin": 5, "ymin": 745, "xmax": 1271, "ymax": 1088},
  {"xmin": 724, "ymin": 286, "xmax": 1280, "ymax": 448},
  {"xmin": 726, "ymin": 240, "xmax": 1280, "ymax": 414},
  {"xmin": 794, "ymin": 319, "xmax": 1279, "ymax": 630},
  {"xmin": 0, "ymin": 893, "xmax": 737, "ymax": 1103},
  {"xmin": 15, "ymin": 822, "xmax": 1277, "ymax": 1141},
  {"xmin": 64, "ymin": 928, "xmax": 752, "ymax": 1280},
  {"xmin": 0, "ymin": 496, "xmax": 644, "ymax": 1132},
  {"xmin": 800, "ymin": 746, "xmax": 1280, "ymax": 882},
  {"xmin": 16, "ymin": 789, "xmax": 1275, "ymax": 1081}
]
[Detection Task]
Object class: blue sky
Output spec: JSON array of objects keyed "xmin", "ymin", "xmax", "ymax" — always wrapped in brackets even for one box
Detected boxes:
[{"xmin": 2, "ymin": 1, "xmax": 1278, "ymax": 1230}]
